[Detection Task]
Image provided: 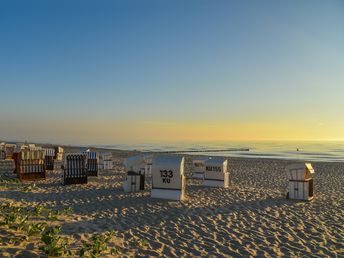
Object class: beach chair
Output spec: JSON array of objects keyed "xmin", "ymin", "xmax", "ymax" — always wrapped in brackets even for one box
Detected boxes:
[
  {"xmin": 5, "ymin": 144, "xmax": 16, "ymax": 159},
  {"xmin": 44, "ymin": 148, "xmax": 55, "ymax": 171},
  {"xmin": 124, "ymin": 154, "xmax": 153, "ymax": 178},
  {"xmin": 54, "ymin": 146, "xmax": 64, "ymax": 161},
  {"xmin": 143, "ymin": 154, "xmax": 153, "ymax": 177},
  {"xmin": 151, "ymin": 155, "xmax": 186, "ymax": 201},
  {"xmin": 286, "ymin": 163, "xmax": 314, "ymax": 201},
  {"xmin": 122, "ymin": 155, "xmax": 146, "ymax": 192},
  {"xmin": 0, "ymin": 150, "xmax": 5, "ymax": 160},
  {"xmin": 99, "ymin": 152, "xmax": 113, "ymax": 170},
  {"xmin": 63, "ymin": 154, "xmax": 88, "ymax": 185},
  {"xmin": 0, "ymin": 159, "xmax": 16, "ymax": 178},
  {"xmin": 84, "ymin": 151, "xmax": 99, "ymax": 176},
  {"xmin": 17, "ymin": 150, "xmax": 46, "ymax": 181},
  {"xmin": 53, "ymin": 160, "xmax": 62, "ymax": 170},
  {"xmin": 191, "ymin": 158, "xmax": 206, "ymax": 179},
  {"xmin": 203, "ymin": 159, "xmax": 229, "ymax": 188},
  {"xmin": 12, "ymin": 152, "xmax": 19, "ymax": 174},
  {"xmin": 123, "ymin": 171, "xmax": 145, "ymax": 192}
]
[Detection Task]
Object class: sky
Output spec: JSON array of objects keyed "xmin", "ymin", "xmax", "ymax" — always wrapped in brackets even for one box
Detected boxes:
[{"xmin": 0, "ymin": 0, "xmax": 344, "ymax": 145}]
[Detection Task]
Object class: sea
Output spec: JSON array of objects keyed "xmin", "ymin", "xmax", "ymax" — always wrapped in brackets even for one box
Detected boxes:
[{"xmin": 95, "ymin": 141, "xmax": 344, "ymax": 162}]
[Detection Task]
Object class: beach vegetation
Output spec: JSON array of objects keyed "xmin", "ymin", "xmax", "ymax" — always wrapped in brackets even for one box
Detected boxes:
[
  {"xmin": 0, "ymin": 200, "xmax": 121, "ymax": 257},
  {"xmin": 39, "ymin": 226, "xmax": 72, "ymax": 257},
  {"xmin": 79, "ymin": 230, "xmax": 117, "ymax": 257}
]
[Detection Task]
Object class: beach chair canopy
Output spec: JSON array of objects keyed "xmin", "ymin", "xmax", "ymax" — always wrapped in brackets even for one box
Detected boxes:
[
  {"xmin": 19, "ymin": 150, "xmax": 45, "ymax": 160},
  {"xmin": 124, "ymin": 155, "xmax": 147, "ymax": 172},
  {"xmin": 286, "ymin": 163, "xmax": 315, "ymax": 181},
  {"xmin": 204, "ymin": 158, "xmax": 228, "ymax": 173}
]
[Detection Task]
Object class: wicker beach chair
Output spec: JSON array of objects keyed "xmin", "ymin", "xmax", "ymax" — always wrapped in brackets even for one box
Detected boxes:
[{"xmin": 63, "ymin": 154, "xmax": 88, "ymax": 185}]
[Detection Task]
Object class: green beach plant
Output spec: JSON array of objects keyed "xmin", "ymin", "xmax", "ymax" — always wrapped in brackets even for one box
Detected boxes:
[
  {"xmin": 0, "ymin": 201, "xmax": 125, "ymax": 257},
  {"xmin": 39, "ymin": 226, "xmax": 72, "ymax": 257},
  {"xmin": 0, "ymin": 202, "xmax": 29, "ymax": 231},
  {"xmin": 25, "ymin": 222, "xmax": 47, "ymax": 238},
  {"xmin": 8, "ymin": 236, "xmax": 27, "ymax": 245},
  {"xmin": 79, "ymin": 230, "xmax": 117, "ymax": 257},
  {"xmin": 34, "ymin": 204, "xmax": 45, "ymax": 216},
  {"xmin": 33, "ymin": 205, "xmax": 73, "ymax": 221}
]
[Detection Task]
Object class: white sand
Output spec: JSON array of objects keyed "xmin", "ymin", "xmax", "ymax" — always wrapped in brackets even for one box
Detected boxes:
[{"xmin": 0, "ymin": 153, "xmax": 343, "ymax": 257}]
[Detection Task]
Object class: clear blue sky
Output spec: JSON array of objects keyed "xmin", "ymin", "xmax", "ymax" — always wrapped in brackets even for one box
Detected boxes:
[{"xmin": 1, "ymin": 0, "xmax": 343, "ymax": 144}]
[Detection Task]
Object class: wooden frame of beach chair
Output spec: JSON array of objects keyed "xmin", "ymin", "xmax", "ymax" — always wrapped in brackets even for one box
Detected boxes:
[
  {"xmin": 45, "ymin": 156, "xmax": 54, "ymax": 171},
  {"xmin": 63, "ymin": 154, "xmax": 88, "ymax": 185},
  {"xmin": 53, "ymin": 160, "xmax": 63, "ymax": 170},
  {"xmin": 5, "ymin": 144, "xmax": 16, "ymax": 160},
  {"xmin": 12, "ymin": 152, "xmax": 19, "ymax": 174},
  {"xmin": 17, "ymin": 159, "xmax": 46, "ymax": 181},
  {"xmin": 123, "ymin": 171, "xmax": 145, "ymax": 192},
  {"xmin": 54, "ymin": 146, "xmax": 64, "ymax": 163},
  {"xmin": 86, "ymin": 158, "xmax": 98, "ymax": 177},
  {"xmin": 44, "ymin": 148, "xmax": 55, "ymax": 171},
  {"xmin": 99, "ymin": 152, "xmax": 113, "ymax": 170},
  {"xmin": 102, "ymin": 160, "xmax": 113, "ymax": 170},
  {"xmin": 288, "ymin": 178, "xmax": 314, "ymax": 201},
  {"xmin": 83, "ymin": 151, "xmax": 99, "ymax": 176}
]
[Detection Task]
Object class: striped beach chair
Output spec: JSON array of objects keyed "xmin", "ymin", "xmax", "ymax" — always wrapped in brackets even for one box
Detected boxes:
[
  {"xmin": 44, "ymin": 148, "xmax": 55, "ymax": 171},
  {"xmin": 63, "ymin": 153, "xmax": 88, "ymax": 185},
  {"xmin": 17, "ymin": 150, "xmax": 46, "ymax": 181},
  {"xmin": 83, "ymin": 151, "xmax": 99, "ymax": 177}
]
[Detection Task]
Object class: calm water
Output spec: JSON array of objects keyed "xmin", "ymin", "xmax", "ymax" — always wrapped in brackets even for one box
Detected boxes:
[{"xmin": 95, "ymin": 141, "xmax": 344, "ymax": 162}]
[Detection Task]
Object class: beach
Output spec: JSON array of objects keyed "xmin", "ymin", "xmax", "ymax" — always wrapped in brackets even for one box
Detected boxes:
[{"xmin": 0, "ymin": 148, "xmax": 343, "ymax": 257}]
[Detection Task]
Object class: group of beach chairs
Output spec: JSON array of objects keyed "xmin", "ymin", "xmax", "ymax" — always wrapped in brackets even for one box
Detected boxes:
[
  {"xmin": 123, "ymin": 154, "xmax": 315, "ymax": 201},
  {"xmin": 1, "ymin": 142, "xmax": 315, "ymax": 201},
  {"xmin": 0, "ymin": 143, "xmax": 64, "ymax": 181},
  {"xmin": 0, "ymin": 143, "xmax": 116, "ymax": 185},
  {"xmin": 62, "ymin": 151, "xmax": 108, "ymax": 185}
]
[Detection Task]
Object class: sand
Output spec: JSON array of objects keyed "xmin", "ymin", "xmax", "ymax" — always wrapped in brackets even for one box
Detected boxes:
[{"xmin": 0, "ymin": 150, "xmax": 343, "ymax": 257}]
